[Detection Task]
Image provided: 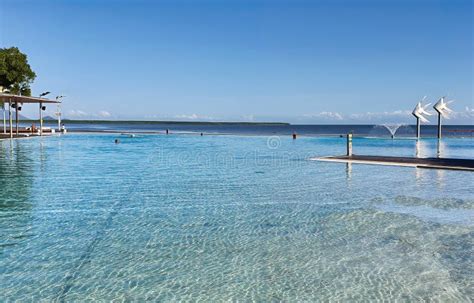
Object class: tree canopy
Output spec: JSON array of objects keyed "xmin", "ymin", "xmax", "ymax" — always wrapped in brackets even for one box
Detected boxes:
[{"xmin": 0, "ymin": 47, "xmax": 36, "ymax": 96}]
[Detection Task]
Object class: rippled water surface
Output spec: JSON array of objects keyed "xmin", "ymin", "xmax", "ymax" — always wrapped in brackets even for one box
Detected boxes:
[{"xmin": 1, "ymin": 134, "xmax": 473, "ymax": 301}]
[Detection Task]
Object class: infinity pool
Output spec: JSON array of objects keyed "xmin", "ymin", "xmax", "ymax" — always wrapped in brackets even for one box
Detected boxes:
[{"xmin": 1, "ymin": 134, "xmax": 473, "ymax": 301}]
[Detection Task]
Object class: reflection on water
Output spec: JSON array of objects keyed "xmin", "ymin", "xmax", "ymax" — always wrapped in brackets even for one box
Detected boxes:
[
  {"xmin": 0, "ymin": 140, "xmax": 35, "ymax": 251},
  {"xmin": 353, "ymin": 137, "xmax": 473, "ymax": 159},
  {"xmin": 415, "ymin": 140, "xmax": 430, "ymax": 158},
  {"xmin": 345, "ymin": 162, "xmax": 352, "ymax": 182},
  {"xmin": 436, "ymin": 169, "xmax": 446, "ymax": 190},
  {"xmin": 414, "ymin": 165, "xmax": 447, "ymax": 190},
  {"xmin": 437, "ymin": 139, "xmax": 446, "ymax": 158},
  {"xmin": 0, "ymin": 140, "xmax": 35, "ymax": 204}
]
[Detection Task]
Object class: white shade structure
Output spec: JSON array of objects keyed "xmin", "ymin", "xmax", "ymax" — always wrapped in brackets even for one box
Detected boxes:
[
  {"xmin": 433, "ymin": 96, "xmax": 454, "ymax": 139},
  {"xmin": 412, "ymin": 97, "xmax": 432, "ymax": 138},
  {"xmin": 2, "ymin": 101, "xmax": 5, "ymax": 134},
  {"xmin": 0, "ymin": 93, "xmax": 60, "ymax": 138}
]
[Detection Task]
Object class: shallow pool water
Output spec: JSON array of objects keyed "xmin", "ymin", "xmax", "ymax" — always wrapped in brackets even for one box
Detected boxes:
[{"xmin": 1, "ymin": 134, "xmax": 473, "ymax": 301}]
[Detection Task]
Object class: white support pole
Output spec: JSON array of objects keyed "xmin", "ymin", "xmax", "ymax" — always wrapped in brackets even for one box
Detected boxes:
[
  {"xmin": 2, "ymin": 102, "xmax": 5, "ymax": 134},
  {"xmin": 346, "ymin": 133, "xmax": 353, "ymax": 156},
  {"xmin": 416, "ymin": 118, "xmax": 421, "ymax": 139},
  {"xmin": 15, "ymin": 102, "xmax": 19, "ymax": 135},
  {"xmin": 9, "ymin": 100, "xmax": 13, "ymax": 138},
  {"xmin": 437, "ymin": 113, "xmax": 442, "ymax": 139},
  {"xmin": 39, "ymin": 102, "xmax": 43, "ymax": 136},
  {"xmin": 57, "ymin": 104, "xmax": 61, "ymax": 133}
]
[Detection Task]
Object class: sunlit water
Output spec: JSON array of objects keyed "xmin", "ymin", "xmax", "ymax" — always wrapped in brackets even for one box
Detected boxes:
[{"xmin": 1, "ymin": 134, "xmax": 473, "ymax": 301}]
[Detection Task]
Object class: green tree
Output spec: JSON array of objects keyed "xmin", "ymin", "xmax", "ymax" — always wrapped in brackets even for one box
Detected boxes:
[{"xmin": 0, "ymin": 47, "xmax": 36, "ymax": 96}]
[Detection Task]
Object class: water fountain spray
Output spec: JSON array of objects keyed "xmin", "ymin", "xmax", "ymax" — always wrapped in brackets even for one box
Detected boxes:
[{"xmin": 381, "ymin": 124, "xmax": 406, "ymax": 139}]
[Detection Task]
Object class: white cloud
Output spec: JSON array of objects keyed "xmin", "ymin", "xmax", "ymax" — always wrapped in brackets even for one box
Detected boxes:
[
  {"xmin": 348, "ymin": 110, "xmax": 412, "ymax": 122},
  {"xmin": 302, "ymin": 111, "xmax": 344, "ymax": 121},
  {"xmin": 62, "ymin": 106, "xmax": 473, "ymax": 124},
  {"xmin": 65, "ymin": 109, "xmax": 113, "ymax": 119},
  {"xmin": 97, "ymin": 110, "xmax": 111, "ymax": 118},
  {"xmin": 319, "ymin": 111, "xmax": 344, "ymax": 120},
  {"xmin": 173, "ymin": 114, "xmax": 216, "ymax": 121},
  {"xmin": 175, "ymin": 113, "xmax": 199, "ymax": 120},
  {"xmin": 67, "ymin": 109, "xmax": 88, "ymax": 118},
  {"xmin": 241, "ymin": 114, "xmax": 255, "ymax": 122},
  {"xmin": 447, "ymin": 106, "xmax": 474, "ymax": 120},
  {"xmin": 297, "ymin": 108, "xmax": 473, "ymax": 124}
]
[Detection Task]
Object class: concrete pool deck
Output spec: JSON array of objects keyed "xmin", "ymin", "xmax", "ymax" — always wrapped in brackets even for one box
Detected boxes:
[{"xmin": 313, "ymin": 155, "xmax": 474, "ymax": 171}]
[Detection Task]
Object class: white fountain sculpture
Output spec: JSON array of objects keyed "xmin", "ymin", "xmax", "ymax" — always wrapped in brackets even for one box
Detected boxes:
[
  {"xmin": 433, "ymin": 96, "xmax": 454, "ymax": 139},
  {"xmin": 412, "ymin": 97, "xmax": 432, "ymax": 139}
]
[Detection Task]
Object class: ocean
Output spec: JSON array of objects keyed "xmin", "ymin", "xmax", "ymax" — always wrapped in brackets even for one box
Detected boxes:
[{"xmin": 32, "ymin": 120, "xmax": 474, "ymax": 137}]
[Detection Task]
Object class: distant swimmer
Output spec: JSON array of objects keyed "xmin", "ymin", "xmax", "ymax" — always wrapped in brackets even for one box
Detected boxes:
[
  {"xmin": 115, "ymin": 139, "xmax": 120, "ymax": 144},
  {"xmin": 166, "ymin": 129, "xmax": 169, "ymax": 135},
  {"xmin": 292, "ymin": 132, "xmax": 297, "ymax": 140},
  {"xmin": 200, "ymin": 133, "xmax": 203, "ymax": 136}
]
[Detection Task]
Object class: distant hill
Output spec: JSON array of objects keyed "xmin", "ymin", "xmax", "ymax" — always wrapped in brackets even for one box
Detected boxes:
[
  {"xmin": 2, "ymin": 112, "xmax": 31, "ymax": 120},
  {"xmin": 0, "ymin": 113, "xmax": 58, "ymax": 120}
]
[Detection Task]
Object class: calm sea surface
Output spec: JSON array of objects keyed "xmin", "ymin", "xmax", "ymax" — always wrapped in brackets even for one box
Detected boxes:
[
  {"xmin": 1, "ymin": 132, "xmax": 473, "ymax": 301},
  {"xmin": 37, "ymin": 121, "xmax": 474, "ymax": 137}
]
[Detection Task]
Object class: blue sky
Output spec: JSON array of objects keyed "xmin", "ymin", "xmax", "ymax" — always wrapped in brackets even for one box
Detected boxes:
[{"xmin": 1, "ymin": 0, "xmax": 472, "ymax": 123}]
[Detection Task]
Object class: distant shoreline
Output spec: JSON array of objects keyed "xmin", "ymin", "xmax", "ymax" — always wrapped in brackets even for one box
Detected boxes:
[
  {"xmin": 14, "ymin": 119, "xmax": 474, "ymax": 126},
  {"xmin": 19, "ymin": 119, "xmax": 291, "ymax": 126}
]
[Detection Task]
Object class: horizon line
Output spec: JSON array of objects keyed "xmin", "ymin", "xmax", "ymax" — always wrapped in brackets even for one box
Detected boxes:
[{"xmin": 17, "ymin": 118, "xmax": 474, "ymax": 126}]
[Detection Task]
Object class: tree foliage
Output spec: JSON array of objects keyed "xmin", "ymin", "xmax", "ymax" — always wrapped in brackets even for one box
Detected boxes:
[{"xmin": 0, "ymin": 47, "xmax": 36, "ymax": 96}]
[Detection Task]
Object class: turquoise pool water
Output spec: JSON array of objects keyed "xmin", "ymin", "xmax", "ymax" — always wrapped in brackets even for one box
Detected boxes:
[{"xmin": 1, "ymin": 134, "xmax": 473, "ymax": 301}]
